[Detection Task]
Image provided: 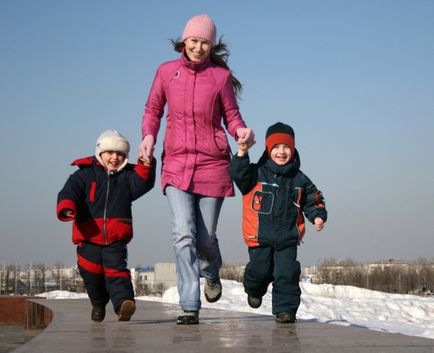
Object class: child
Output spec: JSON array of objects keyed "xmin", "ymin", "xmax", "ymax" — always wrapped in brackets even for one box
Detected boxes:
[
  {"xmin": 57, "ymin": 130, "xmax": 156, "ymax": 322},
  {"xmin": 229, "ymin": 122, "xmax": 327, "ymax": 323}
]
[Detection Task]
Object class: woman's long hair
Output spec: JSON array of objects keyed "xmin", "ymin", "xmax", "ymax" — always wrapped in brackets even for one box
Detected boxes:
[{"xmin": 171, "ymin": 37, "xmax": 243, "ymax": 99}]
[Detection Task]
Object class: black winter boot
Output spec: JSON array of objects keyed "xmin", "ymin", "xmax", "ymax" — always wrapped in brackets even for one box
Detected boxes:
[
  {"xmin": 91, "ymin": 306, "xmax": 106, "ymax": 322},
  {"xmin": 275, "ymin": 311, "xmax": 296, "ymax": 323},
  {"xmin": 247, "ymin": 295, "xmax": 262, "ymax": 308}
]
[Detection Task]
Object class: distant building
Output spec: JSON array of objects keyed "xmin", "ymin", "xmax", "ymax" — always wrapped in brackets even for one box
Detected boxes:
[
  {"xmin": 301, "ymin": 265, "xmax": 317, "ymax": 282},
  {"xmin": 131, "ymin": 266, "xmax": 154, "ymax": 292},
  {"xmin": 154, "ymin": 263, "xmax": 177, "ymax": 288},
  {"xmin": 132, "ymin": 263, "xmax": 177, "ymax": 295}
]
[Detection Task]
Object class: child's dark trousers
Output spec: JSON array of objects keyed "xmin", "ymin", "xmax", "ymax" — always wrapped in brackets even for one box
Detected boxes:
[
  {"xmin": 77, "ymin": 241, "xmax": 134, "ymax": 311},
  {"xmin": 243, "ymin": 245, "xmax": 301, "ymax": 315}
]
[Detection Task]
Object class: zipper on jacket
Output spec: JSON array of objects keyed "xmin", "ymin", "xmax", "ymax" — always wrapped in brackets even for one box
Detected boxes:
[
  {"xmin": 284, "ymin": 178, "xmax": 290, "ymax": 219},
  {"xmin": 103, "ymin": 172, "xmax": 112, "ymax": 244}
]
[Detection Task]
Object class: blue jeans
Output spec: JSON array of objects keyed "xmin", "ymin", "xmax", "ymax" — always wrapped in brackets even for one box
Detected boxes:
[{"xmin": 165, "ymin": 186, "xmax": 223, "ymax": 311}]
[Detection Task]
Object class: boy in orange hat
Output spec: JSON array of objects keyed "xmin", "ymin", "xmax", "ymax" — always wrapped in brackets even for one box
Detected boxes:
[{"xmin": 229, "ymin": 122, "xmax": 327, "ymax": 323}]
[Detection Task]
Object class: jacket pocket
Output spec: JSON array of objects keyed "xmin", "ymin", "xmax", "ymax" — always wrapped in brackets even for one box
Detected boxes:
[
  {"xmin": 212, "ymin": 128, "xmax": 230, "ymax": 155},
  {"xmin": 163, "ymin": 118, "xmax": 178, "ymax": 154},
  {"xmin": 118, "ymin": 218, "xmax": 133, "ymax": 224},
  {"xmin": 291, "ymin": 187, "xmax": 303, "ymax": 208},
  {"xmin": 251, "ymin": 190, "xmax": 274, "ymax": 214}
]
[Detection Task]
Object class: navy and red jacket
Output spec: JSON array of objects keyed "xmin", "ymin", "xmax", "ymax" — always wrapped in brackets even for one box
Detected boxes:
[
  {"xmin": 229, "ymin": 150, "xmax": 327, "ymax": 249},
  {"xmin": 57, "ymin": 156, "xmax": 156, "ymax": 245}
]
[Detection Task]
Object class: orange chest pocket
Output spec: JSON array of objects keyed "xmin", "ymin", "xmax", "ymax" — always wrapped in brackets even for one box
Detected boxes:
[{"xmin": 251, "ymin": 190, "xmax": 274, "ymax": 214}]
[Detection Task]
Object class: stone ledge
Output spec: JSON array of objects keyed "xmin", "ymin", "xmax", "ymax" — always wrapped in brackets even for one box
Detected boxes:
[{"xmin": 0, "ymin": 296, "xmax": 52, "ymax": 329}]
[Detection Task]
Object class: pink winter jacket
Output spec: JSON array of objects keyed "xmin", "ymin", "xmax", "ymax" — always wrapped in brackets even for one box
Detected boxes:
[{"xmin": 142, "ymin": 53, "xmax": 247, "ymax": 197}]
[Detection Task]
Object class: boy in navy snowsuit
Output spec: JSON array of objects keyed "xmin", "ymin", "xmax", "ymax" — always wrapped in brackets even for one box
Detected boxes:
[
  {"xmin": 57, "ymin": 130, "xmax": 156, "ymax": 322},
  {"xmin": 229, "ymin": 122, "xmax": 327, "ymax": 323}
]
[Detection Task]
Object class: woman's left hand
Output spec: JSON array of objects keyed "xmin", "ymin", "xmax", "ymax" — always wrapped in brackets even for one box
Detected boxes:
[{"xmin": 236, "ymin": 127, "xmax": 256, "ymax": 148}]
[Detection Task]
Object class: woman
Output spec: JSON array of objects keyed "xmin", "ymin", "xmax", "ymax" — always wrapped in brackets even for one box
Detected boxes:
[{"xmin": 140, "ymin": 14, "xmax": 254, "ymax": 325}]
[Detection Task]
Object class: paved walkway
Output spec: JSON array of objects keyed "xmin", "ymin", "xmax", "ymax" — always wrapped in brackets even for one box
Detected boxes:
[{"xmin": 11, "ymin": 299, "xmax": 434, "ymax": 353}]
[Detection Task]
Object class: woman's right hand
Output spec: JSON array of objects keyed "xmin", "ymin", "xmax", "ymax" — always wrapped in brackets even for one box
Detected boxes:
[{"xmin": 139, "ymin": 135, "xmax": 155, "ymax": 161}]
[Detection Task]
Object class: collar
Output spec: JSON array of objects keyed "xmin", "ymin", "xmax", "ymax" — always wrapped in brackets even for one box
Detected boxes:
[
  {"xmin": 71, "ymin": 155, "xmax": 127, "ymax": 173},
  {"xmin": 264, "ymin": 158, "xmax": 299, "ymax": 176},
  {"xmin": 180, "ymin": 49, "xmax": 211, "ymax": 72},
  {"xmin": 95, "ymin": 153, "xmax": 128, "ymax": 173}
]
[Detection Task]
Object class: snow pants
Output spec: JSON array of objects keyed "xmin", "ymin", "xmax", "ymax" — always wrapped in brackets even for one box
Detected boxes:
[
  {"xmin": 77, "ymin": 241, "xmax": 134, "ymax": 312},
  {"xmin": 243, "ymin": 245, "xmax": 301, "ymax": 315}
]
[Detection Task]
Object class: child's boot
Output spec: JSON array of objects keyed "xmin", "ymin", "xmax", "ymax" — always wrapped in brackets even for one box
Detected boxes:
[
  {"xmin": 247, "ymin": 295, "xmax": 262, "ymax": 308},
  {"xmin": 275, "ymin": 311, "xmax": 296, "ymax": 323},
  {"xmin": 91, "ymin": 306, "xmax": 106, "ymax": 322},
  {"xmin": 117, "ymin": 299, "xmax": 136, "ymax": 321}
]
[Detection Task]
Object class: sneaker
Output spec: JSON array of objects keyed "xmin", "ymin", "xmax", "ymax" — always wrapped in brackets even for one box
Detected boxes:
[
  {"xmin": 247, "ymin": 295, "xmax": 262, "ymax": 309},
  {"xmin": 275, "ymin": 311, "xmax": 296, "ymax": 324},
  {"xmin": 177, "ymin": 310, "xmax": 199, "ymax": 325},
  {"xmin": 204, "ymin": 279, "xmax": 222, "ymax": 303},
  {"xmin": 91, "ymin": 306, "xmax": 106, "ymax": 322},
  {"xmin": 117, "ymin": 299, "xmax": 136, "ymax": 321}
]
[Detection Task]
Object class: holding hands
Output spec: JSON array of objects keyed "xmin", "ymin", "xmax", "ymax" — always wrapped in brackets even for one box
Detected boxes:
[
  {"xmin": 139, "ymin": 135, "xmax": 155, "ymax": 166},
  {"xmin": 236, "ymin": 127, "xmax": 255, "ymax": 156},
  {"xmin": 140, "ymin": 130, "xmax": 256, "ymax": 160},
  {"xmin": 236, "ymin": 127, "xmax": 255, "ymax": 146}
]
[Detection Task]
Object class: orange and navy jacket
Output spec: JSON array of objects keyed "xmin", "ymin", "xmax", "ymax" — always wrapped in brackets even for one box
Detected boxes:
[
  {"xmin": 229, "ymin": 150, "xmax": 327, "ymax": 249},
  {"xmin": 57, "ymin": 156, "xmax": 156, "ymax": 245}
]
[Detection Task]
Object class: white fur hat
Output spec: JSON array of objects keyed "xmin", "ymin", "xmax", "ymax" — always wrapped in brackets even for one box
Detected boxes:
[{"xmin": 95, "ymin": 130, "xmax": 130, "ymax": 170}]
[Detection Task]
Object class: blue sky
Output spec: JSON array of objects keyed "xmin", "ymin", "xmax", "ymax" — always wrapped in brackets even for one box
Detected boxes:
[{"xmin": 1, "ymin": 0, "xmax": 433, "ymax": 267}]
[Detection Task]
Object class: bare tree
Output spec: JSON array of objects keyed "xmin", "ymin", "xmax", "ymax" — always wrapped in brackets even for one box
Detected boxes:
[
  {"xmin": 315, "ymin": 258, "xmax": 434, "ymax": 295},
  {"xmin": 220, "ymin": 263, "xmax": 244, "ymax": 282}
]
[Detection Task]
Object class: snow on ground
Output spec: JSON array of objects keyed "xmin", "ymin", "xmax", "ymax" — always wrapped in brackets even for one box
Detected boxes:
[{"xmin": 39, "ymin": 280, "xmax": 434, "ymax": 340}]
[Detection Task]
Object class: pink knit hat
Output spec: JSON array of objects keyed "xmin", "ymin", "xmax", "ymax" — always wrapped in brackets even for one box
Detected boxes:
[{"xmin": 182, "ymin": 14, "xmax": 216, "ymax": 45}]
